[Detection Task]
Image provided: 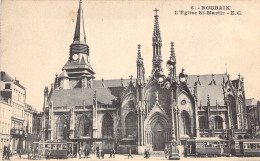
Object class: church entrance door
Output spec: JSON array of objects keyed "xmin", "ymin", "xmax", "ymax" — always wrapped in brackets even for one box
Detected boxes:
[{"xmin": 152, "ymin": 122, "xmax": 165, "ymax": 151}]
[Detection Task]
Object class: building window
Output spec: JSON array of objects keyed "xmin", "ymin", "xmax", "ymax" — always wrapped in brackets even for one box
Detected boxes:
[
  {"xmin": 199, "ymin": 116, "xmax": 209, "ymax": 129},
  {"xmin": 215, "ymin": 116, "xmax": 223, "ymax": 129},
  {"xmin": 125, "ymin": 112, "xmax": 137, "ymax": 137},
  {"xmin": 78, "ymin": 115, "xmax": 91, "ymax": 138},
  {"xmin": 5, "ymin": 84, "xmax": 11, "ymax": 89},
  {"xmin": 102, "ymin": 113, "xmax": 113, "ymax": 138},
  {"xmin": 56, "ymin": 115, "xmax": 67, "ymax": 140}
]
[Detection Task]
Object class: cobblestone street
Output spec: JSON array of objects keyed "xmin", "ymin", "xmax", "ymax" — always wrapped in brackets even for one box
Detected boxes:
[{"xmin": 4, "ymin": 154, "xmax": 260, "ymax": 161}]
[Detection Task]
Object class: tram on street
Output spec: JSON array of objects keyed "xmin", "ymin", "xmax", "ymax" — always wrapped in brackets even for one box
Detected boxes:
[
  {"xmin": 231, "ymin": 139, "xmax": 260, "ymax": 157},
  {"xmin": 35, "ymin": 141, "xmax": 68, "ymax": 159},
  {"xmin": 185, "ymin": 137, "xmax": 230, "ymax": 157}
]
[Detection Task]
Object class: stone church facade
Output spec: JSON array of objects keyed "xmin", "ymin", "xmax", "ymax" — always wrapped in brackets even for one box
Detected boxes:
[{"xmin": 42, "ymin": 0, "xmax": 249, "ymax": 155}]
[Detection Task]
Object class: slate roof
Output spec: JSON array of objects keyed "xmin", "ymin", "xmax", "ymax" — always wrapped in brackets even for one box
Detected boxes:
[
  {"xmin": 1, "ymin": 72, "xmax": 13, "ymax": 82},
  {"xmin": 1, "ymin": 71, "xmax": 26, "ymax": 90},
  {"xmin": 50, "ymin": 88, "xmax": 116, "ymax": 107},
  {"xmin": 186, "ymin": 74, "xmax": 227, "ymax": 87},
  {"xmin": 187, "ymin": 74, "xmax": 228, "ymax": 106},
  {"xmin": 246, "ymin": 98, "xmax": 258, "ymax": 106},
  {"xmin": 63, "ymin": 57, "xmax": 94, "ymax": 71},
  {"xmin": 93, "ymin": 79, "xmax": 132, "ymax": 88}
]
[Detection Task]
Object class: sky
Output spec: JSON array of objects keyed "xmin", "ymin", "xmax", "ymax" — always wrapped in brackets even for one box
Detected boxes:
[{"xmin": 1, "ymin": 0, "xmax": 260, "ymax": 111}]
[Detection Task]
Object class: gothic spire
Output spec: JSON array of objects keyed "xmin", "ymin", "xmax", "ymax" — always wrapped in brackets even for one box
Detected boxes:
[
  {"xmin": 74, "ymin": 0, "xmax": 86, "ymax": 43},
  {"xmin": 152, "ymin": 8, "xmax": 163, "ymax": 73},
  {"xmin": 136, "ymin": 44, "xmax": 145, "ymax": 84},
  {"xmin": 153, "ymin": 8, "xmax": 161, "ymax": 42},
  {"xmin": 70, "ymin": 0, "xmax": 89, "ymax": 56},
  {"xmin": 137, "ymin": 44, "xmax": 143, "ymax": 65}
]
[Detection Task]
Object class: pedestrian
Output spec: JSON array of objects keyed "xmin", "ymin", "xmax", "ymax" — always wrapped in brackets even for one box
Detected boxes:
[
  {"xmin": 164, "ymin": 147, "xmax": 168, "ymax": 158},
  {"xmin": 147, "ymin": 149, "xmax": 150, "ymax": 159},
  {"xmin": 144, "ymin": 149, "xmax": 147, "ymax": 159},
  {"xmin": 3, "ymin": 146, "xmax": 7, "ymax": 160},
  {"xmin": 18, "ymin": 148, "xmax": 21, "ymax": 159},
  {"xmin": 85, "ymin": 149, "xmax": 89, "ymax": 158},
  {"xmin": 128, "ymin": 148, "xmax": 133, "ymax": 159},
  {"xmin": 101, "ymin": 150, "xmax": 104, "ymax": 159},
  {"xmin": 96, "ymin": 147, "xmax": 100, "ymax": 159},
  {"xmin": 7, "ymin": 145, "xmax": 10, "ymax": 160},
  {"xmin": 109, "ymin": 149, "xmax": 113, "ymax": 158},
  {"xmin": 112, "ymin": 148, "xmax": 115, "ymax": 158},
  {"xmin": 78, "ymin": 149, "xmax": 81, "ymax": 159}
]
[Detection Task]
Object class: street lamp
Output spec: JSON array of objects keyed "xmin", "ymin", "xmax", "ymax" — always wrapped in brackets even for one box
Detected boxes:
[{"xmin": 157, "ymin": 43, "xmax": 180, "ymax": 160}]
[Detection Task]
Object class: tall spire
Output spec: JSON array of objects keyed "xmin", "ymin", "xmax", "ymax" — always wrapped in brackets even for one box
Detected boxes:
[
  {"xmin": 74, "ymin": 0, "xmax": 86, "ymax": 43},
  {"xmin": 70, "ymin": 0, "xmax": 89, "ymax": 57},
  {"xmin": 137, "ymin": 44, "xmax": 145, "ymax": 84},
  {"xmin": 152, "ymin": 8, "xmax": 162, "ymax": 74},
  {"xmin": 137, "ymin": 44, "xmax": 143, "ymax": 64}
]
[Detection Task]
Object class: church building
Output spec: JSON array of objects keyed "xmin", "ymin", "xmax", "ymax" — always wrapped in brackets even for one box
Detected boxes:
[{"xmin": 42, "ymin": 0, "xmax": 249, "ymax": 155}]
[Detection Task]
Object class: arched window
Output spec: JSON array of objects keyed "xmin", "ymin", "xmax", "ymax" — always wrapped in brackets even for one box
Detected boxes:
[
  {"xmin": 102, "ymin": 113, "xmax": 113, "ymax": 138},
  {"xmin": 56, "ymin": 115, "xmax": 67, "ymax": 140},
  {"xmin": 125, "ymin": 112, "xmax": 137, "ymax": 138},
  {"xmin": 199, "ymin": 116, "xmax": 209, "ymax": 129},
  {"xmin": 78, "ymin": 115, "xmax": 91, "ymax": 137},
  {"xmin": 181, "ymin": 111, "xmax": 191, "ymax": 135},
  {"xmin": 228, "ymin": 95, "xmax": 237, "ymax": 128},
  {"xmin": 215, "ymin": 116, "xmax": 223, "ymax": 129}
]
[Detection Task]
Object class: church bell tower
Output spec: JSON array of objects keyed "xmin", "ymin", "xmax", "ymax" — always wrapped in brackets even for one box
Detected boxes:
[{"xmin": 61, "ymin": 0, "xmax": 95, "ymax": 89}]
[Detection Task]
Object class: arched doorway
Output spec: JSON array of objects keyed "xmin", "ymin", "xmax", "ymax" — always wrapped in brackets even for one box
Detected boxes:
[
  {"xmin": 145, "ymin": 112, "xmax": 171, "ymax": 151},
  {"xmin": 78, "ymin": 115, "xmax": 92, "ymax": 138},
  {"xmin": 102, "ymin": 113, "xmax": 113, "ymax": 138},
  {"xmin": 181, "ymin": 111, "xmax": 191, "ymax": 136},
  {"xmin": 152, "ymin": 122, "xmax": 165, "ymax": 151},
  {"xmin": 215, "ymin": 116, "xmax": 223, "ymax": 129},
  {"xmin": 56, "ymin": 115, "xmax": 67, "ymax": 140},
  {"xmin": 125, "ymin": 112, "xmax": 137, "ymax": 138}
]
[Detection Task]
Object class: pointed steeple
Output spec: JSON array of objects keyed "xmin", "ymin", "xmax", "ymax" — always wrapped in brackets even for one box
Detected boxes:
[
  {"xmin": 152, "ymin": 8, "xmax": 163, "ymax": 73},
  {"xmin": 70, "ymin": 0, "xmax": 89, "ymax": 57},
  {"xmin": 136, "ymin": 44, "xmax": 145, "ymax": 85},
  {"xmin": 62, "ymin": 0, "xmax": 95, "ymax": 88},
  {"xmin": 74, "ymin": 0, "xmax": 86, "ymax": 42},
  {"xmin": 137, "ymin": 44, "xmax": 143, "ymax": 65}
]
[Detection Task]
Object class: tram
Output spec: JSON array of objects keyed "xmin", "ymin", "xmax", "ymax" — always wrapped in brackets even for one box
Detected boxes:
[
  {"xmin": 185, "ymin": 137, "xmax": 230, "ymax": 157},
  {"xmin": 35, "ymin": 141, "xmax": 68, "ymax": 159},
  {"xmin": 231, "ymin": 139, "xmax": 260, "ymax": 157}
]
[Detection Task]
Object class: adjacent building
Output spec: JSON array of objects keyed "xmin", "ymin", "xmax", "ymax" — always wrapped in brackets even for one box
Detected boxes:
[
  {"xmin": 246, "ymin": 98, "xmax": 260, "ymax": 138},
  {"xmin": 0, "ymin": 96, "xmax": 12, "ymax": 153},
  {"xmin": 0, "ymin": 71, "xmax": 40, "ymax": 153}
]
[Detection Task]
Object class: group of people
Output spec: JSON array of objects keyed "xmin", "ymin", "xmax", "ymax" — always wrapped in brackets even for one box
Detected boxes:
[
  {"xmin": 2, "ymin": 145, "xmax": 10, "ymax": 160},
  {"xmin": 78, "ymin": 148, "xmax": 90, "ymax": 159},
  {"xmin": 144, "ymin": 149, "xmax": 150, "ymax": 159},
  {"xmin": 95, "ymin": 147, "xmax": 111, "ymax": 159}
]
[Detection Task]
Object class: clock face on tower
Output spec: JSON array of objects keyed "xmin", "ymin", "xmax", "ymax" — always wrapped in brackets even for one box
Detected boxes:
[{"xmin": 72, "ymin": 54, "xmax": 79, "ymax": 61}]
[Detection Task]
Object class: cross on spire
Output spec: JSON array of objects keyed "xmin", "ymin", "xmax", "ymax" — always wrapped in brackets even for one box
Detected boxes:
[
  {"xmin": 129, "ymin": 75, "xmax": 133, "ymax": 81},
  {"xmin": 154, "ymin": 8, "xmax": 159, "ymax": 15}
]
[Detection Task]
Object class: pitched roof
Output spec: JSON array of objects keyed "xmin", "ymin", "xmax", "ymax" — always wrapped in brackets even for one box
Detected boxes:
[
  {"xmin": 63, "ymin": 59, "xmax": 94, "ymax": 71},
  {"xmin": 1, "ymin": 72, "xmax": 26, "ymax": 90},
  {"xmin": 93, "ymin": 79, "xmax": 133, "ymax": 88},
  {"xmin": 1, "ymin": 72, "xmax": 13, "ymax": 82},
  {"xmin": 186, "ymin": 74, "xmax": 227, "ymax": 88},
  {"xmin": 187, "ymin": 74, "xmax": 227, "ymax": 106},
  {"xmin": 197, "ymin": 85, "xmax": 225, "ymax": 106},
  {"xmin": 246, "ymin": 98, "xmax": 258, "ymax": 106},
  {"xmin": 49, "ymin": 88, "xmax": 116, "ymax": 107}
]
